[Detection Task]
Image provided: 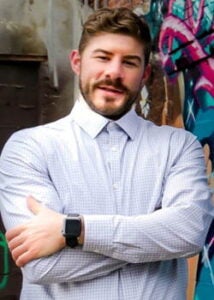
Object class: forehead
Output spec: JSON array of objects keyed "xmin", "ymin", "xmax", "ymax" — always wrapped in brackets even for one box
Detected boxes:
[{"xmin": 83, "ymin": 33, "xmax": 144, "ymax": 57}]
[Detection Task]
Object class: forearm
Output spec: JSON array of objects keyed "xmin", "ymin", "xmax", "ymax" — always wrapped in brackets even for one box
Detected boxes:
[
  {"xmin": 0, "ymin": 132, "xmax": 127, "ymax": 284},
  {"xmin": 2, "ymin": 203, "xmax": 127, "ymax": 284},
  {"xmin": 81, "ymin": 136, "xmax": 213, "ymax": 264},
  {"xmin": 22, "ymin": 247, "xmax": 127, "ymax": 284},
  {"xmin": 83, "ymin": 203, "xmax": 213, "ymax": 263}
]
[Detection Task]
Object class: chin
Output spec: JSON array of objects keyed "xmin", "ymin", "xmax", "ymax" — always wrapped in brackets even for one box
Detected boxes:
[{"xmin": 100, "ymin": 108, "xmax": 127, "ymax": 120}]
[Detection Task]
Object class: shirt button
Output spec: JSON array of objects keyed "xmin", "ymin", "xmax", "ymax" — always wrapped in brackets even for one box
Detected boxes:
[
  {"xmin": 111, "ymin": 146, "xmax": 118, "ymax": 152},
  {"xmin": 113, "ymin": 183, "xmax": 119, "ymax": 190}
]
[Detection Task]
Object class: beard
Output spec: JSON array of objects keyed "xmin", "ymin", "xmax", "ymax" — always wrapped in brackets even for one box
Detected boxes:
[{"xmin": 79, "ymin": 77, "xmax": 141, "ymax": 120}]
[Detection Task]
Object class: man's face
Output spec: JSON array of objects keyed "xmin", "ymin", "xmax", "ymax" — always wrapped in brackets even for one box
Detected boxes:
[{"xmin": 71, "ymin": 33, "xmax": 150, "ymax": 119}]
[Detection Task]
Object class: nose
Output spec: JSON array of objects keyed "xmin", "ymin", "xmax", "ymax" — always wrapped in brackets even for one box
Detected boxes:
[{"xmin": 104, "ymin": 59, "xmax": 124, "ymax": 80}]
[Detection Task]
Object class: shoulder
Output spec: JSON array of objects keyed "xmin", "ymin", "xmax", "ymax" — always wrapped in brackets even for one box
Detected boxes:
[
  {"xmin": 0, "ymin": 114, "xmax": 72, "ymax": 160},
  {"xmin": 7, "ymin": 114, "xmax": 71, "ymax": 142},
  {"xmin": 140, "ymin": 118, "xmax": 198, "ymax": 146},
  {"xmin": 138, "ymin": 119, "xmax": 204, "ymax": 165}
]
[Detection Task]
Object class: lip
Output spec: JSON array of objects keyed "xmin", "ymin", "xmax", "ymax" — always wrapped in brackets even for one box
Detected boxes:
[{"xmin": 98, "ymin": 86, "xmax": 124, "ymax": 94}]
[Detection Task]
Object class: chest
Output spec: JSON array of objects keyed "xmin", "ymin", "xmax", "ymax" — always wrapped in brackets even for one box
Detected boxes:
[{"xmin": 45, "ymin": 131, "xmax": 166, "ymax": 216}]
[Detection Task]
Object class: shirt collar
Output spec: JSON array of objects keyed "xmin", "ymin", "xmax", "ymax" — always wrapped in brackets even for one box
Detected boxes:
[{"xmin": 70, "ymin": 95, "xmax": 141, "ymax": 140}]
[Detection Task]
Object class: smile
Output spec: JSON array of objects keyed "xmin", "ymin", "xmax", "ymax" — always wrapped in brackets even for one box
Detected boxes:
[{"xmin": 98, "ymin": 86, "xmax": 124, "ymax": 94}]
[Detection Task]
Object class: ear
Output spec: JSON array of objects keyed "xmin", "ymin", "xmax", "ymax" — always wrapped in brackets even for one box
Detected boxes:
[
  {"xmin": 140, "ymin": 63, "xmax": 151, "ymax": 88},
  {"xmin": 69, "ymin": 50, "xmax": 81, "ymax": 75}
]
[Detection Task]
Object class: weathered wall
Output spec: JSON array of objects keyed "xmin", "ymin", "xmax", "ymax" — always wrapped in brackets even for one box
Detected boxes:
[{"xmin": 0, "ymin": 0, "xmax": 89, "ymax": 122}]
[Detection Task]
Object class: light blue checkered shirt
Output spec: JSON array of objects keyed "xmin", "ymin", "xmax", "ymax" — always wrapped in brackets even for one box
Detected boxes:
[{"xmin": 0, "ymin": 98, "xmax": 213, "ymax": 300}]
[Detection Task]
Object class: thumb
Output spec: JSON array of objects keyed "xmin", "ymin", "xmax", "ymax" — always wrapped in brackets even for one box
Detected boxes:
[{"xmin": 27, "ymin": 195, "xmax": 42, "ymax": 215}]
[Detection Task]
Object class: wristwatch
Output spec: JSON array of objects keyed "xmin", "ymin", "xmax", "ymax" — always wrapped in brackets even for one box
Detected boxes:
[{"xmin": 62, "ymin": 214, "xmax": 81, "ymax": 248}]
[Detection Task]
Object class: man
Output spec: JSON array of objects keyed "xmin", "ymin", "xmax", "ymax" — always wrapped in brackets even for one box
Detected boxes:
[{"xmin": 0, "ymin": 7, "xmax": 213, "ymax": 300}]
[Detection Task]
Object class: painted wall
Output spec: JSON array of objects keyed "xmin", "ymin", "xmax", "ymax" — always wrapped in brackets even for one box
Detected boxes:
[{"xmin": 158, "ymin": 0, "xmax": 214, "ymax": 299}]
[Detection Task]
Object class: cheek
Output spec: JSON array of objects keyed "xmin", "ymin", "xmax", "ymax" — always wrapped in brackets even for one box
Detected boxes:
[
  {"xmin": 83, "ymin": 60, "xmax": 105, "ymax": 80},
  {"xmin": 81, "ymin": 69, "xmax": 103, "ymax": 86},
  {"xmin": 126, "ymin": 74, "xmax": 143, "ymax": 90},
  {"xmin": 80, "ymin": 69, "xmax": 90, "ymax": 85}
]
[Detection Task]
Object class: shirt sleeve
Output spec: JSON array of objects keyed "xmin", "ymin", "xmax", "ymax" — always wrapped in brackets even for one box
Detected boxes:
[
  {"xmin": 0, "ymin": 130, "xmax": 127, "ymax": 284},
  {"xmin": 83, "ymin": 131, "xmax": 214, "ymax": 263}
]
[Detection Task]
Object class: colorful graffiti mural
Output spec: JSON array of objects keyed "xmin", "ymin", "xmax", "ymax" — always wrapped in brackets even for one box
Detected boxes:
[{"xmin": 158, "ymin": 0, "xmax": 214, "ymax": 299}]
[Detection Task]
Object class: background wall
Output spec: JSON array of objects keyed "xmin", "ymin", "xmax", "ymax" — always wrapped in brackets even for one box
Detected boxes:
[
  {"xmin": 0, "ymin": 1, "xmax": 213, "ymax": 299},
  {"xmin": 158, "ymin": 1, "xmax": 214, "ymax": 299}
]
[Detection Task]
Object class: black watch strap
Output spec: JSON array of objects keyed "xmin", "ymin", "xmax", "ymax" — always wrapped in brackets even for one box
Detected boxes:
[
  {"xmin": 66, "ymin": 235, "xmax": 79, "ymax": 248},
  {"xmin": 62, "ymin": 214, "xmax": 81, "ymax": 248}
]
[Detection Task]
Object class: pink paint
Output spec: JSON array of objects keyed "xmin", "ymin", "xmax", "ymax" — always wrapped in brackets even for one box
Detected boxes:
[{"xmin": 159, "ymin": 0, "xmax": 214, "ymax": 108}]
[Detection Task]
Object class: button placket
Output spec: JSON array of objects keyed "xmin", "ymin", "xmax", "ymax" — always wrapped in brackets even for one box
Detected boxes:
[{"xmin": 106, "ymin": 122, "xmax": 127, "ymax": 191}]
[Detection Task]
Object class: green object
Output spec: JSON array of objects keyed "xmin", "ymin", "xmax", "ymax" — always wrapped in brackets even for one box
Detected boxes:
[{"xmin": 0, "ymin": 231, "xmax": 9, "ymax": 289}]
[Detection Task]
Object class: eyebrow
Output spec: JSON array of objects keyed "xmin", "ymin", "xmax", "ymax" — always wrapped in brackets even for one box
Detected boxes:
[{"xmin": 92, "ymin": 49, "xmax": 142, "ymax": 64}]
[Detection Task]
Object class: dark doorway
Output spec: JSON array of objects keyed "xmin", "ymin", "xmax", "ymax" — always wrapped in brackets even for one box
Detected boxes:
[
  {"xmin": 0, "ymin": 60, "xmax": 40, "ymax": 153},
  {"xmin": 0, "ymin": 59, "xmax": 41, "ymax": 299}
]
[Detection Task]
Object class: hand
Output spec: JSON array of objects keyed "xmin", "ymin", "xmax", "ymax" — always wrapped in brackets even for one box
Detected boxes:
[{"xmin": 6, "ymin": 196, "xmax": 66, "ymax": 267}]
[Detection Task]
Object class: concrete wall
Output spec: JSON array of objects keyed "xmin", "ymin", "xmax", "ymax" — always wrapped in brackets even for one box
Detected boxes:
[{"xmin": 0, "ymin": 0, "xmax": 94, "ymax": 120}]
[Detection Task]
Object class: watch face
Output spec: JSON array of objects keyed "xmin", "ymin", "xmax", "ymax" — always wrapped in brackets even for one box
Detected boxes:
[{"xmin": 65, "ymin": 218, "xmax": 81, "ymax": 237}]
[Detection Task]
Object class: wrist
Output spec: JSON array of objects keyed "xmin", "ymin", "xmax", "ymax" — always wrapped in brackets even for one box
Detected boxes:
[
  {"xmin": 78, "ymin": 216, "xmax": 85, "ymax": 245},
  {"xmin": 62, "ymin": 214, "xmax": 84, "ymax": 248}
]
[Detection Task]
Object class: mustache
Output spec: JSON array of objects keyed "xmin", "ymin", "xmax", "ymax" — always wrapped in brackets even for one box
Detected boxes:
[{"xmin": 93, "ymin": 78, "xmax": 128, "ymax": 92}]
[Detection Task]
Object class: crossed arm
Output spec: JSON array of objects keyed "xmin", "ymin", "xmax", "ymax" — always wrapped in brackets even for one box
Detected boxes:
[
  {"xmin": 6, "ymin": 195, "xmax": 67, "ymax": 267},
  {"xmin": 0, "ymin": 131, "xmax": 127, "ymax": 284},
  {"xmin": 1, "ymin": 130, "xmax": 213, "ymax": 284},
  {"xmin": 3, "ymin": 196, "xmax": 128, "ymax": 284}
]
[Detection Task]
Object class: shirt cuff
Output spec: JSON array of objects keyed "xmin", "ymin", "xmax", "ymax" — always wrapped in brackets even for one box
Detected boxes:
[{"xmin": 83, "ymin": 215, "xmax": 114, "ymax": 254}]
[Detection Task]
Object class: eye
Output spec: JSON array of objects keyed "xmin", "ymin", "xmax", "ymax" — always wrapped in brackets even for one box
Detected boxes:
[
  {"xmin": 96, "ymin": 56, "xmax": 109, "ymax": 62},
  {"xmin": 123, "ymin": 60, "xmax": 138, "ymax": 67}
]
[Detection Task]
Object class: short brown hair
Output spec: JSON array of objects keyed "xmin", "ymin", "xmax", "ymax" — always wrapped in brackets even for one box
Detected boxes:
[{"xmin": 79, "ymin": 7, "xmax": 152, "ymax": 66}]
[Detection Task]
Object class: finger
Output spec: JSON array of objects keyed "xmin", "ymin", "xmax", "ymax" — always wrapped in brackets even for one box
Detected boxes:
[
  {"xmin": 7, "ymin": 233, "xmax": 26, "ymax": 251},
  {"xmin": 15, "ymin": 249, "xmax": 34, "ymax": 267},
  {"xmin": 11, "ymin": 242, "xmax": 28, "ymax": 262},
  {"xmin": 5, "ymin": 225, "xmax": 26, "ymax": 242},
  {"xmin": 27, "ymin": 195, "xmax": 42, "ymax": 215}
]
